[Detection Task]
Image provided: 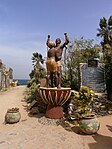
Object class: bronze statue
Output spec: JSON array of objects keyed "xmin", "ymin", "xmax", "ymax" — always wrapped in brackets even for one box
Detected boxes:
[
  {"xmin": 46, "ymin": 33, "xmax": 69, "ymax": 88},
  {"xmin": 46, "ymin": 35, "xmax": 57, "ymax": 87}
]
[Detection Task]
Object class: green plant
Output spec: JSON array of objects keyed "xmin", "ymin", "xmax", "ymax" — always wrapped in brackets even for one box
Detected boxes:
[
  {"xmin": 97, "ymin": 16, "xmax": 112, "ymax": 100},
  {"xmin": 25, "ymin": 51, "xmax": 47, "ymax": 114},
  {"xmin": 26, "ymin": 82, "xmax": 39, "ymax": 103},
  {"xmin": 73, "ymin": 86, "xmax": 95, "ymax": 118},
  {"xmin": 62, "ymin": 37, "xmax": 100, "ymax": 90}
]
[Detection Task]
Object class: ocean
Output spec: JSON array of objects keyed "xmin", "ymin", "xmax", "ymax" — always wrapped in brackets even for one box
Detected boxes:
[{"xmin": 13, "ymin": 79, "xmax": 29, "ymax": 85}]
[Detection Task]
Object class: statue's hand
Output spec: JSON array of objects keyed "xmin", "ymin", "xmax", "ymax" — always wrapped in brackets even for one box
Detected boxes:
[{"xmin": 65, "ymin": 45, "xmax": 68, "ymax": 48}]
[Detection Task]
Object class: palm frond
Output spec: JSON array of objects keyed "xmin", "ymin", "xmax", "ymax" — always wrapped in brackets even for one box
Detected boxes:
[
  {"xmin": 99, "ymin": 17, "xmax": 107, "ymax": 29},
  {"xmin": 108, "ymin": 16, "xmax": 112, "ymax": 26}
]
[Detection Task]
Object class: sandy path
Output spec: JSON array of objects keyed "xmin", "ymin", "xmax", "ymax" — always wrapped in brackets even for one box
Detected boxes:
[
  {"xmin": 0, "ymin": 86, "xmax": 27, "ymax": 124},
  {"xmin": 0, "ymin": 86, "xmax": 112, "ymax": 149}
]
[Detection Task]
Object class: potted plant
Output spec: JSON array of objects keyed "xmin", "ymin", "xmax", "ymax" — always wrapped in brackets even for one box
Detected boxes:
[{"xmin": 73, "ymin": 86, "xmax": 100, "ymax": 134}]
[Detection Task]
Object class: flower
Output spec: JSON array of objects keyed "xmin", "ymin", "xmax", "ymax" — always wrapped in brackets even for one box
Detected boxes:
[{"xmin": 73, "ymin": 86, "xmax": 95, "ymax": 118}]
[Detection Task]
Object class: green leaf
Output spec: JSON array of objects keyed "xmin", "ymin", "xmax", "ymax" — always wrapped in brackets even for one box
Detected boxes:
[
  {"xmin": 108, "ymin": 16, "xmax": 112, "ymax": 26},
  {"xmin": 99, "ymin": 17, "xmax": 107, "ymax": 29}
]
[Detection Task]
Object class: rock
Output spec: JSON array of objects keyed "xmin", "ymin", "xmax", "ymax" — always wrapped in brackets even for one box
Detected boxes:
[
  {"xmin": 108, "ymin": 110, "xmax": 112, "ymax": 114},
  {"xmin": 27, "ymin": 100, "xmax": 37, "ymax": 110},
  {"xmin": 29, "ymin": 107, "xmax": 39, "ymax": 115},
  {"xmin": 100, "ymin": 105, "xmax": 106, "ymax": 110}
]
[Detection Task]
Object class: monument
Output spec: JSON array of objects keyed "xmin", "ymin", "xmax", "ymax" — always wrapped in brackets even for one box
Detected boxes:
[
  {"xmin": 39, "ymin": 33, "xmax": 71, "ymax": 119},
  {"xmin": 80, "ymin": 58, "xmax": 106, "ymax": 93}
]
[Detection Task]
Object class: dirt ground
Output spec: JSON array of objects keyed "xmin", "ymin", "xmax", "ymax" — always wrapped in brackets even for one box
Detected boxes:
[{"xmin": 0, "ymin": 86, "xmax": 112, "ymax": 149}]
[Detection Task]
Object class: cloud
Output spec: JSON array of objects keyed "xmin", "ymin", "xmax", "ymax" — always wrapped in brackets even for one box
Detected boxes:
[
  {"xmin": 0, "ymin": 26, "xmax": 46, "ymax": 54},
  {"xmin": 0, "ymin": 38, "xmax": 46, "ymax": 79}
]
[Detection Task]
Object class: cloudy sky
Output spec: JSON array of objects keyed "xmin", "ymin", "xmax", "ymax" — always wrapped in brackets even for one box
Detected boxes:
[{"xmin": 0, "ymin": 0, "xmax": 112, "ymax": 79}]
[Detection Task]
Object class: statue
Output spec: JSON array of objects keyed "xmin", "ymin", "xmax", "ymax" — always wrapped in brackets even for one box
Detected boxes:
[
  {"xmin": 46, "ymin": 33, "xmax": 69, "ymax": 88},
  {"xmin": 46, "ymin": 36, "xmax": 57, "ymax": 87},
  {"xmin": 39, "ymin": 34, "xmax": 71, "ymax": 119}
]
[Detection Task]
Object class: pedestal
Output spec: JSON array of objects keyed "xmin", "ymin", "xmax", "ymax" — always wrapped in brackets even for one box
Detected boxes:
[
  {"xmin": 46, "ymin": 105, "xmax": 63, "ymax": 119},
  {"xmin": 39, "ymin": 87, "xmax": 71, "ymax": 119}
]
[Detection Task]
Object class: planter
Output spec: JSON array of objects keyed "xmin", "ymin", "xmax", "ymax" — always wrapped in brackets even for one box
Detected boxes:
[
  {"xmin": 78, "ymin": 115, "xmax": 100, "ymax": 134},
  {"xmin": 5, "ymin": 108, "xmax": 21, "ymax": 124}
]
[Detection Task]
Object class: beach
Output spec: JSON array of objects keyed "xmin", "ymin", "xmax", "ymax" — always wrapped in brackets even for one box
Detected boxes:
[{"xmin": 0, "ymin": 86, "xmax": 112, "ymax": 149}]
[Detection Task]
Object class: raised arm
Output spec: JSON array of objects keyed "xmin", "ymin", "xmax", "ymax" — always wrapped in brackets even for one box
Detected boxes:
[
  {"xmin": 46, "ymin": 35, "xmax": 50, "ymax": 47},
  {"xmin": 61, "ymin": 33, "xmax": 69, "ymax": 48},
  {"xmin": 46, "ymin": 35, "xmax": 55, "ymax": 48},
  {"xmin": 64, "ymin": 33, "xmax": 69, "ymax": 45}
]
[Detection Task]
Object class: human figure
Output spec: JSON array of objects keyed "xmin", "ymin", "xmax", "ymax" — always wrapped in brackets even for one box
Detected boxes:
[
  {"xmin": 46, "ymin": 33, "xmax": 69, "ymax": 88},
  {"xmin": 46, "ymin": 35, "xmax": 57, "ymax": 87},
  {"xmin": 55, "ymin": 33, "xmax": 69, "ymax": 88}
]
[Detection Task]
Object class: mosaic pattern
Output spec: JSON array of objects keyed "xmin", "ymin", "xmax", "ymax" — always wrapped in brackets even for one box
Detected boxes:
[
  {"xmin": 79, "ymin": 116, "xmax": 100, "ymax": 134},
  {"xmin": 39, "ymin": 87, "xmax": 71, "ymax": 106}
]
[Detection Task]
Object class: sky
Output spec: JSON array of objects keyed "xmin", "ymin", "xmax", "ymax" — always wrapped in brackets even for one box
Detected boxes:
[{"xmin": 0, "ymin": 0, "xmax": 112, "ymax": 79}]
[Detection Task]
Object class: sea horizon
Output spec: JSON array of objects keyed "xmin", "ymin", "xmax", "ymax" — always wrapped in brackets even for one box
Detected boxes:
[{"xmin": 13, "ymin": 79, "xmax": 29, "ymax": 85}]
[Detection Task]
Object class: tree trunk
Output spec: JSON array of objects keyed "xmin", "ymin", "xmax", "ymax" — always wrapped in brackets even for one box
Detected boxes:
[{"xmin": 106, "ymin": 78, "xmax": 112, "ymax": 101}]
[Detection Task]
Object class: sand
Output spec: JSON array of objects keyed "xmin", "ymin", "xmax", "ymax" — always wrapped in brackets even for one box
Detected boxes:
[{"xmin": 0, "ymin": 86, "xmax": 112, "ymax": 149}]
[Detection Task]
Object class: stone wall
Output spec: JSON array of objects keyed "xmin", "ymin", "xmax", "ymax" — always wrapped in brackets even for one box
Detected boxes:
[
  {"xmin": 0, "ymin": 59, "xmax": 13, "ymax": 89},
  {"xmin": 80, "ymin": 62, "xmax": 106, "ymax": 93}
]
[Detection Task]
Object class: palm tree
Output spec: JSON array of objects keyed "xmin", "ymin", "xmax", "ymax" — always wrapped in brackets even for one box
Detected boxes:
[
  {"xmin": 97, "ymin": 16, "xmax": 112, "ymax": 49},
  {"xmin": 29, "ymin": 52, "xmax": 46, "ymax": 85},
  {"xmin": 32, "ymin": 52, "xmax": 44, "ymax": 65},
  {"xmin": 97, "ymin": 16, "xmax": 112, "ymax": 100}
]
